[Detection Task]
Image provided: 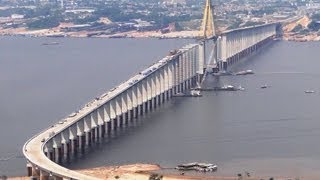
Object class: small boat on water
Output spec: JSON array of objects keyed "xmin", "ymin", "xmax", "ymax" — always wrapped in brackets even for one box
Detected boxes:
[
  {"xmin": 235, "ymin": 69, "xmax": 254, "ymax": 75},
  {"xmin": 42, "ymin": 42, "xmax": 59, "ymax": 46},
  {"xmin": 238, "ymin": 85, "xmax": 245, "ymax": 91},
  {"xmin": 214, "ymin": 85, "xmax": 238, "ymax": 91},
  {"xmin": 305, "ymin": 90, "xmax": 315, "ymax": 93},
  {"xmin": 190, "ymin": 90, "xmax": 202, "ymax": 96},
  {"xmin": 261, "ymin": 84, "xmax": 269, "ymax": 89}
]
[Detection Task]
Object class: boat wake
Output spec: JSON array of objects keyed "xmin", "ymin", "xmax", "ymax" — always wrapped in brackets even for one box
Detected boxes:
[
  {"xmin": 259, "ymin": 71, "xmax": 308, "ymax": 75},
  {"xmin": 0, "ymin": 154, "xmax": 24, "ymax": 162}
]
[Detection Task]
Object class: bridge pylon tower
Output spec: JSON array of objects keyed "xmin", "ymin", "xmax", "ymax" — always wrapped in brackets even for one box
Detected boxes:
[
  {"xmin": 200, "ymin": 0, "xmax": 217, "ymax": 39},
  {"xmin": 199, "ymin": 0, "xmax": 219, "ymax": 85}
]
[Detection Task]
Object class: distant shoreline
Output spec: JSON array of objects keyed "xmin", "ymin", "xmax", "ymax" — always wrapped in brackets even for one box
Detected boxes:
[{"xmin": 1, "ymin": 28, "xmax": 319, "ymax": 42}]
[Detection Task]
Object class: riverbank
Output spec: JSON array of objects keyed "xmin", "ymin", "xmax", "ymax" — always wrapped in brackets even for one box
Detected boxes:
[
  {"xmin": 8, "ymin": 163, "xmax": 299, "ymax": 180},
  {"xmin": 282, "ymin": 15, "xmax": 320, "ymax": 42},
  {"xmin": 0, "ymin": 18, "xmax": 319, "ymax": 41},
  {"xmin": 282, "ymin": 32, "xmax": 320, "ymax": 42},
  {"xmin": 0, "ymin": 25, "xmax": 200, "ymax": 39}
]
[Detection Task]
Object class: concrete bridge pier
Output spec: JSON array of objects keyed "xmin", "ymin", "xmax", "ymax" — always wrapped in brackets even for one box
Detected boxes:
[
  {"xmin": 27, "ymin": 163, "xmax": 33, "ymax": 177},
  {"xmin": 40, "ymin": 170, "xmax": 49, "ymax": 180},
  {"xmin": 52, "ymin": 136, "xmax": 62, "ymax": 164},
  {"xmin": 99, "ymin": 124, "xmax": 105, "ymax": 139},
  {"xmin": 56, "ymin": 147, "xmax": 63, "ymax": 164},
  {"xmin": 124, "ymin": 112, "xmax": 129, "ymax": 125},
  {"xmin": 79, "ymin": 134, "xmax": 85, "ymax": 154},
  {"xmin": 117, "ymin": 116, "xmax": 122, "ymax": 129},
  {"xmin": 107, "ymin": 121, "xmax": 112, "ymax": 135},
  {"xmin": 111, "ymin": 118, "xmax": 116, "ymax": 131},
  {"xmin": 71, "ymin": 138, "xmax": 78, "ymax": 156},
  {"xmin": 30, "ymin": 165, "xmax": 40, "ymax": 178},
  {"xmin": 91, "ymin": 127, "xmax": 96, "ymax": 144},
  {"xmin": 62, "ymin": 141, "xmax": 71, "ymax": 162},
  {"xmin": 85, "ymin": 131, "xmax": 92, "ymax": 147},
  {"xmin": 54, "ymin": 176, "xmax": 63, "ymax": 180}
]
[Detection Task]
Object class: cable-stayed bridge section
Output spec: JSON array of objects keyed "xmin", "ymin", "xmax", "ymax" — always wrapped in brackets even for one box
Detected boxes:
[
  {"xmin": 215, "ymin": 24, "xmax": 277, "ymax": 71},
  {"xmin": 199, "ymin": 0, "xmax": 277, "ymax": 80}
]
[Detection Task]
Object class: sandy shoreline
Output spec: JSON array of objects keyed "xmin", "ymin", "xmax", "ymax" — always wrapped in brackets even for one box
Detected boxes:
[{"xmin": 8, "ymin": 163, "xmax": 301, "ymax": 180}]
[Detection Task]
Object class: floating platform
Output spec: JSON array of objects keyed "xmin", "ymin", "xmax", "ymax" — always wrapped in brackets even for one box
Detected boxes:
[
  {"xmin": 193, "ymin": 85, "xmax": 244, "ymax": 91},
  {"xmin": 172, "ymin": 90, "xmax": 202, "ymax": 97},
  {"xmin": 175, "ymin": 162, "xmax": 218, "ymax": 172}
]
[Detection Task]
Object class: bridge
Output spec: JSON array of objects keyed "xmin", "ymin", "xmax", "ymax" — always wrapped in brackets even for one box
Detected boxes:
[{"xmin": 23, "ymin": 0, "xmax": 279, "ymax": 179}]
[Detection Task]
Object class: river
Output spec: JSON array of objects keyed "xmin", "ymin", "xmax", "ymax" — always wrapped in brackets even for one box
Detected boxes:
[{"xmin": 1, "ymin": 38, "xmax": 320, "ymax": 178}]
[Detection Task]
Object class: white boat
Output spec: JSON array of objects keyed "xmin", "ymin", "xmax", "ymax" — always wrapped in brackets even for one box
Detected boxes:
[
  {"xmin": 190, "ymin": 90, "xmax": 202, "ymax": 96},
  {"xmin": 305, "ymin": 90, "xmax": 315, "ymax": 93},
  {"xmin": 238, "ymin": 85, "xmax": 245, "ymax": 91},
  {"xmin": 235, "ymin": 70, "xmax": 254, "ymax": 75}
]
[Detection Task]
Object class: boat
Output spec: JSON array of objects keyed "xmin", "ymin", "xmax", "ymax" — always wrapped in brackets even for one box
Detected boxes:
[
  {"xmin": 190, "ymin": 90, "xmax": 202, "ymax": 96},
  {"xmin": 238, "ymin": 85, "xmax": 245, "ymax": 91},
  {"xmin": 214, "ymin": 85, "xmax": 238, "ymax": 91},
  {"xmin": 172, "ymin": 90, "xmax": 202, "ymax": 97},
  {"xmin": 261, "ymin": 84, "xmax": 268, "ymax": 89},
  {"xmin": 42, "ymin": 42, "xmax": 59, "ymax": 46},
  {"xmin": 235, "ymin": 70, "xmax": 254, "ymax": 75},
  {"xmin": 305, "ymin": 90, "xmax": 315, "ymax": 93},
  {"xmin": 175, "ymin": 162, "xmax": 218, "ymax": 172}
]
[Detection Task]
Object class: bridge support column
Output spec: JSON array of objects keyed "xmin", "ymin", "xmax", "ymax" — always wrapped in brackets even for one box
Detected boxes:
[
  {"xmin": 72, "ymin": 138, "xmax": 78, "ymax": 156},
  {"xmin": 48, "ymin": 149, "xmax": 54, "ymax": 161},
  {"xmin": 153, "ymin": 97, "xmax": 157, "ymax": 109},
  {"xmin": 40, "ymin": 170, "xmax": 49, "ymax": 180},
  {"xmin": 107, "ymin": 121, "xmax": 112, "ymax": 135},
  {"xmin": 56, "ymin": 146, "xmax": 62, "ymax": 164},
  {"xmin": 130, "ymin": 109, "xmax": 134, "ymax": 121},
  {"xmin": 148, "ymin": 99, "xmax": 153, "ymax": 112},
  {"xmin": 118, "ymin": 115, "xmax": 123, "ymax": 128},
  {"xmin": 54, "ymin": 176, "xmax": 63, "ymax": 180},
  {"xmin": 27, "ymin": 163, "xmax": 32, "ymax": 177},
  {"xmin": 112, "ymin": 118, "xmax": 117, "ymax": 130},
  {"xmin": 86, "ymin": 131, "xmax": 92, "ymax": 147},
  {"xmin": 125, "ymin": 111, "xmax": 129, "ymax": 125},
  {"xmin": 144, "ymin": 101, "xmax": 148, "ymax": 114},
  {"xmin": 31, "ymin": 166, "xmax": 40, "ymax": 177},
  {"xmin": 91, "ymin": 127, "xmax": 96, "ymax": 144},
  {"xmin": 97, "ymin": 124, "xmax": 102, "ymax": 140},
  {"xmin": 131, "ymin": 106, "xmax": 138, "ymax": 121},
  {"xmin": 100, "ymin": 124, "xmax": 105, "ymax": 139},
  {"xmin": 64, "ymin": 141, "xmax": 71, "ymax": 162},
  {"xmin": 79, "ymin": 135, "xmax": 85, "ymax": 154},
  {"xmin": 52, "ymin": 148, "xmax": 56, "ymax": 163}
]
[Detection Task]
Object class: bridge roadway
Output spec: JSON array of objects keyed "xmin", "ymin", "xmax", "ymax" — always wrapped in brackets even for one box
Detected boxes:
[{"xmin": 23, "ymin": 23, "xmax": 278, "ymax": 180}]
